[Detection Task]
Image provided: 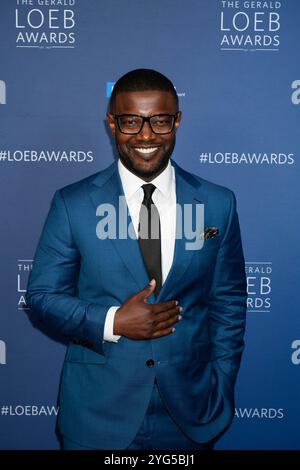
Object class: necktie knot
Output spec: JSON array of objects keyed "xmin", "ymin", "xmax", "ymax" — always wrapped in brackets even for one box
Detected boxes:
[{"xmin": 141, "ymin": 183, "xmax": 156, "ymax": 204}]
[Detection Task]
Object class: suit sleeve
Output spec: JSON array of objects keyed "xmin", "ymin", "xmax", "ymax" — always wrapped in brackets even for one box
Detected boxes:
[
  {"xmin": 208, "ymin": 190, "xmax": 247, "ymax": 385},
  {"xmin": 26, "ymin": 190, "xmax": 107, "ymax": 356}
]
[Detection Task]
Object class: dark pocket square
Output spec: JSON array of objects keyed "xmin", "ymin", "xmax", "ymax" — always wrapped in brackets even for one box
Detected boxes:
[{"xmin": 203, "ymin": 227, "xmax": 219, "ymax": 240}]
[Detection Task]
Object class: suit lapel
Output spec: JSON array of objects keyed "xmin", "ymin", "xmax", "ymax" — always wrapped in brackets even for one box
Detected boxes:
[
  {"xmin": 156, "ymin": 163, "xmax": 203, "ymax": 301},
  {"xmin": 88, "ymin": 163, "xmax": 150, "ymax": 292}
]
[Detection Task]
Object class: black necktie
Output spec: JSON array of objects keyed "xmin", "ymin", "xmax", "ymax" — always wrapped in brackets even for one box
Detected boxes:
[{"xmin": 138, "ymin": 184, "xmax": 162, "ymax": 297}]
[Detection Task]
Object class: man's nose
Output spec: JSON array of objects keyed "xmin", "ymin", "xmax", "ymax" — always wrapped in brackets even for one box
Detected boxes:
[{"xmin": 138, "ymin": 121, "xmax": 155, "ymax": 140}]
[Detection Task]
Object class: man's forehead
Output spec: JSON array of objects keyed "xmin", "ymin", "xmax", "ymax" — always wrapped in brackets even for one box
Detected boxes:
[{"xmin": 114, "ymin": 90, "xmax": 177, "ymax": 113}]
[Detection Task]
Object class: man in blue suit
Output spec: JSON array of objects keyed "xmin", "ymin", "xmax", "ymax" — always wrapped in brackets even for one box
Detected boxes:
[{"xmin": 26, "ymin": 69, "xmax": 247, "ymax": 450}]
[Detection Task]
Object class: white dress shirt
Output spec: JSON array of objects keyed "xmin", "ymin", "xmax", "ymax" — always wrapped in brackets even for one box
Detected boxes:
[{"xmin": 103, "ymin": 158, "xmax": 177, "ymax": 342}]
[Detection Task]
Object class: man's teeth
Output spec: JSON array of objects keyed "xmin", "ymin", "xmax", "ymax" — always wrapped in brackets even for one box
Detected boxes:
[{"xmin": 135, "ymin": 147, "xmax": 158, "ymax": 154}]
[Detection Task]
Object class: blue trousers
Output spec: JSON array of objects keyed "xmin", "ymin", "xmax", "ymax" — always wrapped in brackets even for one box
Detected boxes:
[{"xmin": 62, "ymin": 383, "xmax": 214, "ymax": 450}]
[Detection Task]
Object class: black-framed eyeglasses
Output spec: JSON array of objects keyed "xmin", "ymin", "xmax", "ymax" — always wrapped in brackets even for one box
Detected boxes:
[{"xmin": 113, "ymin": 113, "xmax": 179, "ymax": 135}]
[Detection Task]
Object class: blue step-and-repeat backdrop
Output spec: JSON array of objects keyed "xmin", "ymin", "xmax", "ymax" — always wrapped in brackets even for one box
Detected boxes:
[{"xmin": 0, "ymin": 0, "xmax": 299, "ymax": 450}]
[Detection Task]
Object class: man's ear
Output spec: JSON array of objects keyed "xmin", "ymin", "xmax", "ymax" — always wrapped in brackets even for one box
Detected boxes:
[
  {"xmin": 175, "ymin": 111, "xmax": 182, "ymax": 130},
  {"xmin": 106, "ymin": 112, "xmax": 116, "ymax": 135}
]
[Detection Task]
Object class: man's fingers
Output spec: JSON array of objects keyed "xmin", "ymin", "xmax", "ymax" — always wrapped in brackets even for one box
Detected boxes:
[
  {"xmin": 155, "ymin": 312, "xmax": 182, "ymax": 331},
  {"xmin": 154, "ymin": 300, "xmax": 178, "ymax": 313},
  {"xmin": 152, "ymin": 327, "xmax": 176, "ymax": 338},
  {"xmin": 155, "ymin": 307, "xmax": 181, "ymax": 324}
]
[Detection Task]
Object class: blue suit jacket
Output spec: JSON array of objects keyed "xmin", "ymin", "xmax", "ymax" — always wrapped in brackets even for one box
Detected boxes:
[{"xmin": 26, "ymin": 160, "xmax": 247, "ymax": 449}]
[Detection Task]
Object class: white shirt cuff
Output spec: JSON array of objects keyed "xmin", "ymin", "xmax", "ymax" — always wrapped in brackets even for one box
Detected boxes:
[{"xmin": 104, "ymin": 306, "xmax": 121, "ymax": 343}]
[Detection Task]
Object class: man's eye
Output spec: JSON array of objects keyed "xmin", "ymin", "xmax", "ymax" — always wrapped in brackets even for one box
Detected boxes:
[
  {"xmin": 123, "ymin": 118, "xmax": 138, "ymax": 126},
  {"xmin": 153, "ymin": 117, "xmax": 171, "ymax": 126}
]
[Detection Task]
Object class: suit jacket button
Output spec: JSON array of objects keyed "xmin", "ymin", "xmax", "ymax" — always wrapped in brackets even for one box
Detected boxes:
[{"xmin": 146, "ymin": 359, "xmax": 155, "ymax": 368}]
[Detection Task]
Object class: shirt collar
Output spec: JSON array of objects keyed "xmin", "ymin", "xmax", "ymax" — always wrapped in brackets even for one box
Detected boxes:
[{"xmin": 118, "ymin": 159, "xmax": 173, "ymax": 200}]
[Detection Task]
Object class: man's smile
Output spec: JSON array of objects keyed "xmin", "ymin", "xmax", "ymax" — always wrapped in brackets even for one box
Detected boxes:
[
  {"xmin": 134, "ymin": 147, "xmax": 159, "ymax": 154},
  {"xmin": 132, "ymin": 146, "xmax": 160, "ymax": 157}
]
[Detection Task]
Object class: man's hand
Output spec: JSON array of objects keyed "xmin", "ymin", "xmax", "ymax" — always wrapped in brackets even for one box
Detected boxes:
[{"xmin": 114, "ymin": 279, "xmax": 182, "ymax": 340}]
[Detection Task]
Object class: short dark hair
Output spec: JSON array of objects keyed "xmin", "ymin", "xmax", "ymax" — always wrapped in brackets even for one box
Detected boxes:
[{"xmin": 109, "ymin": 68, "xmax": 178, "ymax": 111}]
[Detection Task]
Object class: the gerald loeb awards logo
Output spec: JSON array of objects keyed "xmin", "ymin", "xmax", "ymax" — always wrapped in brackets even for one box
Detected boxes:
[
  {"xmin": 246, "ymin": 262, "xmax": 272, "ymax": 312},
  {"xmin": 0, "ymin": 80, "xmax": 6, "ymax": 105},
  {"xmin": 17, "ymin": 260, "xmax": 33, "ymax": 309},
  {"xmin": 15, "ymin": 0, "xmax": 76, "ymax": 48},
  {"xmin": 220, "ymin": 1, "xmax": 281, "ymax": 52}
]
